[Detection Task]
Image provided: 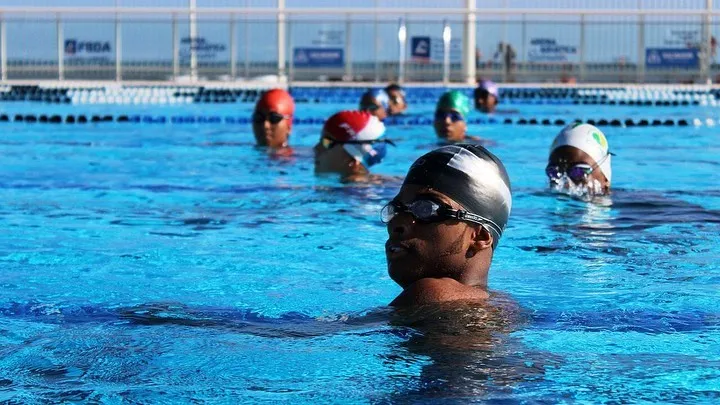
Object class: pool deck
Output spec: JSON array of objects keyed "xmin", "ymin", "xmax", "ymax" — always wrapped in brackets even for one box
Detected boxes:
[{"xmin": 1, "ymin": 79, "xmax": 719, "ymax": 90}]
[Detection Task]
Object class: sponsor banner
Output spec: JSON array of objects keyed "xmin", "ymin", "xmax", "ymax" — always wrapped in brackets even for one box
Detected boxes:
[
  {"xmin": 645, "ymin": 48, "xmax": 700, "ymax": 68},
  {"xmin": 293, "ymin": 47, "xmax": 344, "ymax": 68},
  {"xmin": 527, "ymin": 38, "xmax": 577, "ymax": 62},
  {"xmin": 410, "ymin": 36, "xmax": 461, "ymax": 62},
  {"xmin": 180, "ymin": 37, "xmax": 227, "ymax": 61}
]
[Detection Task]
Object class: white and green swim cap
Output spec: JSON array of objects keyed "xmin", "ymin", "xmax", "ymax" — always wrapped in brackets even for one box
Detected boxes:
[{"xmin": 550, "ymin": 122, "xmax": 612, "ymax": 183}]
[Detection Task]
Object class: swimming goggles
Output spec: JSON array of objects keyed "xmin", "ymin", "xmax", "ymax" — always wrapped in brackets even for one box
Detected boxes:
[
  {"xmin": 381, "ymin": 199, "xmax": 488, "ymax": 228},
  {"xmin": 434, "ymin": 110, "xmax": 464, "ymax": 123},
  {"xmin": 545, "ymin": 153, "xmax": 612, "ymax": 183},
  {"xmin": 321, "ymin": 137, "xmax": 396, "ymax": 149},
  {"xmin": 252, "ymin": 111, "xmax": 290, "ymax": 125}
]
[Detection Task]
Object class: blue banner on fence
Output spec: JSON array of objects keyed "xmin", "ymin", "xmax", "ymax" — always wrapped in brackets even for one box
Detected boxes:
[
  {"xmin": 645, "ymin": 48, "xmax": 700, "ymax": 68},
  {"xmin": 411, "ymin": 36, "xmax": 431, "ymax": 60},
  {"xmin": 293, "ymin": 48, "xmax": 344, "ymax": 68}
]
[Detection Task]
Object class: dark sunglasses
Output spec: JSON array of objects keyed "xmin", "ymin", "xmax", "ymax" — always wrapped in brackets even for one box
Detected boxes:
[
  {"xmin": 434, "ymin": 110, "xmax": 464, "ymax": 123},
  {"xmin": 381, "ymin": 199, "xmax": 488, "ymax": 229},
  {"xmin": 545, "ymin": 153, "xmax": 613, "ymax": 183},
  {"xmin": 252, "ymin": 111, "xmax": 289, "ymax": 125},
  {"xmin": 321, "ymin": 137, "xmax": 396, "ymax": 149}
]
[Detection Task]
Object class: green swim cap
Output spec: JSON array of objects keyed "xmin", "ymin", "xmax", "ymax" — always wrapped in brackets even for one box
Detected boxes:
[{"xmin": 436, "ymin": 91, "xmax": 471, "ymax": 118}]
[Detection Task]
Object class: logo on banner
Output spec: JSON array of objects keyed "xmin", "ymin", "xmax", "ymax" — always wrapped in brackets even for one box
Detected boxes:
[
  {"xmin": 180, "ymin": 37, "xmax": 227, "ymax": 61},
  {"xmin": 293, "ymin": 48, "xmax": 344, "ymax": 68},
  {"xmin": 64, "ymin": 39, "xmax": 112, "ymax": 55},
  {"xmin": 645, "ymin": 48, "xmax": 699, "ymax": 68},
  {"xmin": 527, "ymin": 38, "xmax": 577, "ymax": 62},
  {"xmin": 411, "ymin": 36, "xmax": 431, "ymax": 60}
]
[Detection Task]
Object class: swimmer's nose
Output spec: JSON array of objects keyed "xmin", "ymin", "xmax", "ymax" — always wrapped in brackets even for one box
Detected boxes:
[{"xmin": 388, "ymin": 212, "xmax": 414, "ymax": 236}]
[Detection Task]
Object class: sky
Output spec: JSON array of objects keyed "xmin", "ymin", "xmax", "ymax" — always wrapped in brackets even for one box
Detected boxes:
[{"xmin": 0, "ymin": 1, "xmax": 716, "ymax": 65}]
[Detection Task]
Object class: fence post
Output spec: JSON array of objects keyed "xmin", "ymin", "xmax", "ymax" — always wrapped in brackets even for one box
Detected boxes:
[
  {"xmin": 1, "ymin": 13, "xmax": 6, "ymax": 81},
  {"xmin": 230, "ymin": 13, "xmax": 236, "ymax": 80},
  {"xmin": 115, "ymin": 8, "xmax": 122, "ymax": 81},
  {"xmin": 172, "ymin": 13, "xmax": 179, "ymax": 81},
  {"xmin": 277, "ymin": 0, "xmax": 286, "ymax": 82},
  {"xmin": 287, "ymin": 19, "xmax": 293, "ymax": 83},
  {"xmin": 244, "ymin": 12, "xmax": 250, "ymax": 79},
  {"xmin": 443, "ymin": 20, "xmax": 451, "ymax": 84},
  {"xmin": 579, "ymin": 14, "xmax": 585, "ymax": 82},
  {"xmin": 57, "ymin": 14, "xmax": 64, "ymax": 80},
  {"xmin": 374, "ymin": 4, "xmax": 380, "ymax": 82},
  {"xmin": 189, "ymin": 0, "xmax": 198, "ymax": 82},
  {"xmin": 637, "ymin": 5, "xmax": 645, "ymax": 83},
  {"xmin": 397, "ymin": 18, "xmax": 406, "ymax": 83},
  {"xmin": 345, "ymin": 14, "xmax": 352, "ymax": 81},
  {"xmin": 463, "ymin": 0, "xmax": 476, "ymax": 84},
  {"xmin": 704, "ymin": 0, "xmax": 713, "ymax": 83}
]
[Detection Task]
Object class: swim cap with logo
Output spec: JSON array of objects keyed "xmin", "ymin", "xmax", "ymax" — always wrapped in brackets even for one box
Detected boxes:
[
  {"xmin": 403, "ymin": 143, "xmax": 512, "ymax": 249},
  {"xmin": 255, "ymin": 88, "xmax": 295, "ymax": 127},
  {"xmin": 550, "ymin": 122, "xmax": 612, "ymax": 183},
  {"xmin": 436, "ymin": 91, "xmax": 471, "ymax": 118},
  {"xmin": 322, "ymin": 110, "xmax": 388, "ymax": 168}
]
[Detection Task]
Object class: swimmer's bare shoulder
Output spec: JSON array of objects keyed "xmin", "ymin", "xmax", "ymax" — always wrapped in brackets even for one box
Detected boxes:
[
  {"xmin": 466, "ymin": 135, "xmax": 497, "ymax": 147},
  {"xmin": 390, "ymin": 277, "xmax": 490, "ymax": 307}
]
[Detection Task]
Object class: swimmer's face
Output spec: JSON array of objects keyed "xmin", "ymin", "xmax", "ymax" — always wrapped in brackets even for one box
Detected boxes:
[
  {"xmin": 385, "ymin": 185, "xmax": 492, "ymax": 288},
  {"xmin": 387, "ymin": 89, "xmax": 407, "ymax": 115},
  {"xmin": 313, "ymin": 133, "xmax": 368, "ymax": 177},
  {"xmin": 252, "ymin": 107, "xmax": 291, "ymax": 148},
  {"xmin": 474, "ymin": 90, "xmax": 498, "ymax": 113},
  {"xmin": 547, "ymin": 145, "xmax": 609, "ymax": 193},
  {"xmin": 360, "ymin": 97, "xmax": 388, "ymax": 121},
  {"xmin": 434, "ymin": 108, "xmax": 467, "ymax": 142}
]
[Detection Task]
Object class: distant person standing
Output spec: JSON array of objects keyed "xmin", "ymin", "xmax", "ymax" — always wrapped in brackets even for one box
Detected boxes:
[{"xmin": 494, "ymin": 42, "xmax": 516, "ymax": 81}]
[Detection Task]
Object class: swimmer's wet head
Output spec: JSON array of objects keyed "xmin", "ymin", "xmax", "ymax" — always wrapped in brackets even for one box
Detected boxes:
[
  {"xmin": 474, "ymin": 79, "xmax": 499, "ymax": 113},
  {"xmin": 434, "ymin": 91, "xmax": 471, "ymax": 142},
  {"xmin": 313, "ymin": 110, "xmax": 390, "ymax": 178},
  {"xmin": 252, "ymin": 88, "xmax": 295, "ymax": 148},
  {"xmin": 359, "ymin": 89, "xmax": 390, "ymax": 121},
  {"xmin": 382, "ymin": 144, "xmax": 512, "ymax": 306},
  {"xmin": 546, "ymin": 122, "xmax": 613, "ymax": 196},
  {"xmin": 385, "ymin": 83, "xmax": 407, "ymax": 115}
]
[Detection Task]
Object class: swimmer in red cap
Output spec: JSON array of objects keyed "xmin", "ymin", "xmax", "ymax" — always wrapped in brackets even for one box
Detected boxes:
[
  {"xmin": 313, "ymin": 110, "xmax": 393, "ymax": 182},
  {"xmin": 252, "ymin": 88, "xmax": 295, "ymax": 149}
]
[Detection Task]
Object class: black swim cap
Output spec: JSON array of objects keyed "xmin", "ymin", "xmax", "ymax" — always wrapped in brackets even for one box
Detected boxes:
[{"xmin": 403, "ymin": 144, "xmax": 512, "ymax": 249}]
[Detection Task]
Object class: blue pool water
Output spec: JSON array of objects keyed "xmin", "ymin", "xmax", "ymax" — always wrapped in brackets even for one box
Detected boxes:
[{"xmin": 1, "ymin": 99, "xmax": 719, "ymax": 402}]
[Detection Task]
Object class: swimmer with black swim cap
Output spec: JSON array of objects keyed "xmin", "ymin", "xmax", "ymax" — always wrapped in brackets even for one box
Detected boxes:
[
  {"xmin": 546, "ymin": 122, "xmax": 612, "ymax": 196},
  {"xmin": 382, "ymin": 143, "xmax": 512, "ymax": 306},
  {"xmin": 252, "ymin": 88, "xmax": 295, "ymax": 149}
]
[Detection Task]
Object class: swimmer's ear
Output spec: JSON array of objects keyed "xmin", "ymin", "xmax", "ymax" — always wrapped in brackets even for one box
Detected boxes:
[{"xmin": 468, "ymin": 225, "xmax": 493, "ymax": 257}]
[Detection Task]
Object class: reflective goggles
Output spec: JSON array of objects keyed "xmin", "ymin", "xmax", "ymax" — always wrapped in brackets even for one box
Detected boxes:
[
  {"xmin": 321, "ymin": 137, "xmax": 396, "ymax": 150},
  {"xmin": 545, "ymin": 152, "xmax": 612, "ymax": 183},
  {"xmin": 252, "ymin": 111, "xmax": 290, "ymax": 125},
  {"xmin": 434, "ymin": 110, "xmax": 464, "ymax": 123},
  {"xmin": 381, "ymin": 199, "xmax": 488, "ymax": 228}
]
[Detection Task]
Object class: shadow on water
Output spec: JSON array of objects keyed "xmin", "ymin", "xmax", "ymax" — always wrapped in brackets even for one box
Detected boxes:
[{"xmin": 519, "ymin": 188, "xmax": 720, "ymax": 256}]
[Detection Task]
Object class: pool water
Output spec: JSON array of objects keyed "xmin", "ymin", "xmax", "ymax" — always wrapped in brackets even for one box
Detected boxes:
[{"xmin": 1, "ymin": 101, "xmax": 719, "ymax": 402}]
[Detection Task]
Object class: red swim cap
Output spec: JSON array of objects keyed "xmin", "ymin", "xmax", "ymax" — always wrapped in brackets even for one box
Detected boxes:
[
  {"xmin": 255, "ymin": 88, "xmax": 295, "ymax": 116},
  {"xmin": 322, "ymin": 110, "xmax": 387, "ymax": 165},
  {"xmin": 322, "ymin": 110, "xmax": 385, "ymax": 142}
]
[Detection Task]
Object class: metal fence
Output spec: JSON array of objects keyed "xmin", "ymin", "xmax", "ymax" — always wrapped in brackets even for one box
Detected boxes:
[{"xmin": 1, "ymin": 4, "xmax": 719, "ymax": 84}]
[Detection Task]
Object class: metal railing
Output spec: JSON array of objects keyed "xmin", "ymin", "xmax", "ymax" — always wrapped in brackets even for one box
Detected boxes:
[{"xmin": 0, "ymin": 4, "xmax": 718, "ymax": 84}]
